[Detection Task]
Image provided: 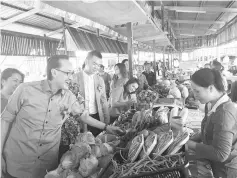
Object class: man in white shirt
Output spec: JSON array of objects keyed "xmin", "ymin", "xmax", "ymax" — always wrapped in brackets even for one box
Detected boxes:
[{"xmin": 73, "ymin": 50, "xmax": 110, "ymax": 136}]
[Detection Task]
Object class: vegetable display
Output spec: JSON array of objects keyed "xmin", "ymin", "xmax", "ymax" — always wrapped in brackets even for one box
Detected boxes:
[
  {"xmin": 99, "ymin": 104, "xmax": 191, "ymax": 178},
  {"xmin": 137, "ymin": 90, "xmax": 158, "ymax": 104},
  {"xmin": 109, "ymin": 153, "xmax": 185, "ymax": 178},
  {"xmin": 152, "ymin": 83, "xmax": 170, "ymax": 98},
  {"xmin": 44, "ymin": 132, "xmax": 116, "ymax": 178},
  {"xmin": 128, "ymin": 134, "xmax": 144, "ymax": 162}
]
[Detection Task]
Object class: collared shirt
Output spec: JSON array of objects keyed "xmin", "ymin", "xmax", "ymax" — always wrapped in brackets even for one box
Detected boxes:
[
  {"xmin": 1, "ymin": 80, "xmax": 77, "ymax": 178},
  {"xmin": 207, "ymin": 94, "xmax": 229, "ymax": 116},
  {"xmin": 83, "ymin": 71, "xmax": 97, "ymax": 114}
]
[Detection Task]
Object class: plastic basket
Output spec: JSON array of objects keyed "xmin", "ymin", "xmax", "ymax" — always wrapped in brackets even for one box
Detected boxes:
[
  {"xmin": 98, "ymin": 145, "xmax": 189, "ymax": 178},
  {"xmin": 98, "ymin": 160, "xmax": 189, "ymax": 178}
]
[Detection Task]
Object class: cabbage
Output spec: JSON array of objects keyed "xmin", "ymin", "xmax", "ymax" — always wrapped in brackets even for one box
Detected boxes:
[
  {"xmin": 95, "ymin": 137, "xmax": 102, "ymax": 145},
  {"xmin": 75, "ymin": 132, "xmax": 95, "ymax": 145},
  {"xmin": 163, "ymin": 80, "xmax": 170, "ymax": 86},
  {"xmin": 169, "ymin": 87, "xmax": 181, "ymax": 99},
  {"xmin": 154, "ymin": 106, "xmax": 169, "ymax": 125},
  {"xmin": 45, "ymin": 166, "xmax": 63, "ymax": 178},
  {"xmin": 78, "ymin": 155, "xmax": 99, "ymax": 177},
  {"xmin": 60, "ymin": 151, "xmax": 76, "ymax": 170},
  {"xmin": 91, "ymin": 145, "xmax": 102, "ymax": 158},
  {"xmin": 70, "ymin": 143, "xmax": 91, "ymax": 164}
]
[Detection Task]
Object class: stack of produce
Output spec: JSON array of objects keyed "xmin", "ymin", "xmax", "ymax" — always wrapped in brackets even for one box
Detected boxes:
[
  {"xmin": 110, "ymin": 150, "xmax": 186, "ymax": 178},
  {"xmin": 154, "ymin": 106, "xmax": 170, "ymax": 125},
  {"xmin": 152, "ymin": 82, "xmax": 170, "ymax": 98},
  {"xmin": 151, "ymin": 131, "xmax": 174, "ymax": 157},
  {"xmin": 168, "ymin": 85, "xmax": 182, "ymax": 99},
  {"xmin": 113, "ymin": 109, "xmax": 136, "ymax": 130},
  {"xmin": 137, "ymin": 90, "xmax": 158, "ymax": 109},
  {"xmin": 101, "ymin": 120, "xmax": 190, "ymax": 178},
  {"xmin": 167, "ymin": 131, "xmax": 189, "ymax": 155},
  {"xmin": 45, "ymin": 132, "xmax": 116, "ymax": 178}
]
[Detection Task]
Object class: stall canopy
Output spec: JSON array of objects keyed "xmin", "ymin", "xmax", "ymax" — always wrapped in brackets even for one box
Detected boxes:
[
  {"xmin": 65, "ymin": 26, "xmax": 127, "ymax": 54},
  {"xmin": 1, "ymin": 30, "xmax": 59, "ymax": 56}
]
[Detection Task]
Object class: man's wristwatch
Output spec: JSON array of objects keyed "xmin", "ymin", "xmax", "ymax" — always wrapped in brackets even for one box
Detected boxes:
[{"xmin": 104, "ymin": 124, "xmax": 108, "ymax": 131}]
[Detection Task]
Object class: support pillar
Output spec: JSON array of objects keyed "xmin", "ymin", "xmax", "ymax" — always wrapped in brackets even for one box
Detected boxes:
[
  {"xmin": 44, "ymin": 34, "xmax": 50, "ymax": 57},
  {"xmin": 127, "ymin": 22, "xmax": 133, "ymax": 78},
  {"xmin": 153, "ymin": 40, "xmax": 157, "ymax": 81},
  {"xmin": 61, "ymin": 17, "xmax": 67, "ymax": 55},
  {"xmin": 162, "ymin": 46, "xmax": 167, "ymax": 78}
]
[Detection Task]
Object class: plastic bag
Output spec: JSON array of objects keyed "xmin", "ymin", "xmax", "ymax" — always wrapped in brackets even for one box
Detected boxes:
[
  {"xmin": 154, "ymin": 106, "xmax": 169, "ymax": 125},
  {"xmin": 196, "ymin": 159, "xmax": 214, "ymax": 178}
]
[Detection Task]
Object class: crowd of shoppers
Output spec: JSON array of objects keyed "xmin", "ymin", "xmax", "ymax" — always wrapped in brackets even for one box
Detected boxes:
[{"xmin": 1, "ymin": 51, "xmax": 237, "ymax": 178}]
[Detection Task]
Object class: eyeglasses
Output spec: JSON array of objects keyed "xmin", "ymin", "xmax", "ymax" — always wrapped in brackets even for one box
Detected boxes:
[
  {"xmin": 93, "ymin": 62, "xmax": 101, "ymax": 68},
  {"xmin": 55, "ymin": 68, "xmax": 74, "ymax": 77}
]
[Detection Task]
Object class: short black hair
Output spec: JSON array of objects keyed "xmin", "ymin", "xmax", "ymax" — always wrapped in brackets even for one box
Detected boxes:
[
  {"xmin": 212, "ymin": 60, "xmax": 223, "ymax": 71},
  {"xmin": 114, "ymin": 63, "xmax": 127, "ymax": 79},
  {"xmin": 191, "ymin": 68, "xmax": 225, "ymax": 92},
  {"xmin": 144, "ymin": 61, "xmax": 151, "ymax": 66},
  {"xmin": 100, "ymin": 64, "xmax": 105, "ymax": 70},
  {"xmin": 1, "ymin": 68, "xmax": 25, "ymax": 88},
  {"xmin": 86, "ymin": 50, "xmax": 102, "ymax": 60},
  {"xmin": 122, "ymin": 59, "xmax": 128, "ymax": 64},
  {"xmin": 47, "ymin": 55, "xmax": 69, "ymax": 80}
]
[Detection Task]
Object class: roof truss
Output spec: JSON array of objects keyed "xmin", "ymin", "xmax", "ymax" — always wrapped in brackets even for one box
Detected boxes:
[
  {"xmin": 170, "ymin": 20, "xmax": 226, "ymax": 25},
  {"xmin": 0, "ymin": 0, "xmax": 41, "ymax": 29},
  {"xmin": 154, "ymin": 6, "xmax": 237, "ymax": 13}
]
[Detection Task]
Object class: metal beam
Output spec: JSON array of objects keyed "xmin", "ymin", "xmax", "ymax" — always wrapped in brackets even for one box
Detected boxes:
[
  {"xmin": 154, "ymin": 6, "xmax": 237, "ymax": 13},
  {"xmin": 0, "ymin": 6, "xmax": 40, "ymax": 28},
  {"xmin": 135, "ymin": 34, "xmax": 166, "ymax": 42},
  {"xmin": 127, "ymin": 22, "xmax": 133, "ymax": 79},
  {"xmin": 174, "ymin": 27, "xmax": 217, "ymax": 32},
  {"xmin": 170, "ymin": 20, "xmax": 225, "ymax": 25},
  {"xmin": 46, "ymin": 22, "xmax": 86, "ymax": 36}
]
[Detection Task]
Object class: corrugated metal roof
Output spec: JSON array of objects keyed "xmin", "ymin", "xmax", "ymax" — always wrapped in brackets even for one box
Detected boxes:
[
  {"xmin": 1, "ymin": 1, "xmax": 32, "ymax": 10},
  {"xmin": 0, "ymin": 5, "xmax": 22, "ymax": 19},
  {"xmin": 1, "ymin": 30, "xmax": 60, "ymax": 56},
  {"xmin": 18, "ymin": 14, "xmax": 62, "ymax": 31},
  {"xmin": 67, "ymin": 26, "xmax": 127, "ymax": 54}
]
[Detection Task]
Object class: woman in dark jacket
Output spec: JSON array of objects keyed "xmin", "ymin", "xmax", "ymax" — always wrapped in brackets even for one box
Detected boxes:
[{"xmin": 187, "ymin": 68, "xmax": 237, "ymax": 178}]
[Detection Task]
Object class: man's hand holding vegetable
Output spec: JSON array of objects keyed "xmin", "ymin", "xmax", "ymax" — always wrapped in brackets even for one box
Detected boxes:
[{"xmin": 72, "ymin": 103, "xmax": 124, "ymax": 136}]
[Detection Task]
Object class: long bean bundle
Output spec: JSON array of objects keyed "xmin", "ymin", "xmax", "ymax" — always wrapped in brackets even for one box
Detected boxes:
[{"xmin": 109, "ymin": 152, "xmax": 185, "ymax": 178}]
